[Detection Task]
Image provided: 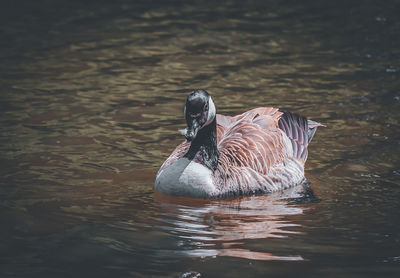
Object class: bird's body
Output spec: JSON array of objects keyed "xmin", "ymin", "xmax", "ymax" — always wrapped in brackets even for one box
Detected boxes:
[{"xmin": 155, "ymin": 90, "xmax": 322, "ymax": 198}]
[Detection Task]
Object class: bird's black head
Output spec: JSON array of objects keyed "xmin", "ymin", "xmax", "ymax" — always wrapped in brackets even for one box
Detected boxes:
[{"xmin": 181, "ymin": 89, "xmax": 216, "ymax": 141}]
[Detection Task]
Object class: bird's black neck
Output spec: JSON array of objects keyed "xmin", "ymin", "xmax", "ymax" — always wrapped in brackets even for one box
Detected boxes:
[{"xmin": 184, "ymin": 118, "xmax": 220, "ymax": 171}]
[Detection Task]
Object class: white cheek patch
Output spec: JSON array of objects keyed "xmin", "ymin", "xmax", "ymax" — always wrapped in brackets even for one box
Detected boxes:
[{"xmin": 204, "ymin": 96, "xmax": 216, "ymax": 127}]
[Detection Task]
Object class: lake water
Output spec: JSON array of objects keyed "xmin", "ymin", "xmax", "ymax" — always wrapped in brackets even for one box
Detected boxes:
[{"xmin": 1, "ymin": 0, "xmax": 400, "ymax": 277}]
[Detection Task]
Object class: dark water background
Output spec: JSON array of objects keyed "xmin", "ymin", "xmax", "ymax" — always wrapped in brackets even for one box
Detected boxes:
[{"xmin": 1, "ymin": 0, "xmax": 400, "ymax": 277}]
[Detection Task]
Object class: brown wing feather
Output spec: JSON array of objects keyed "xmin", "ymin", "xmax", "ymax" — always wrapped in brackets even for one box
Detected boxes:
[
  {"xmin": 213, "ymin": 107, "xmax": 305, "ymax": 197},
  {"xmin": 217, "ymin": 108, "xmax": 285, "ymax": 173}
]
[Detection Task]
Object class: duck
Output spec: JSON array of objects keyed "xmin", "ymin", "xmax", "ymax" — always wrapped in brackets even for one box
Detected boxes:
[{"xmin": 155, "ymin": 89, "xmax": 323, "ymax": 198}]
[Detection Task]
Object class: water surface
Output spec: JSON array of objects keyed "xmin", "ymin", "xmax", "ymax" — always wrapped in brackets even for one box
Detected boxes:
[{"xmin": 1, "ymin": 0, "xmax": 400, "ymax": 277}]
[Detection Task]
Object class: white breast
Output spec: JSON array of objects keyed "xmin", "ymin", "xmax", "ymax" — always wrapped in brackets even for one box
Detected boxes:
[{"xmin": 155, "ymin": 158, "xmax": 216, "ymax": 198}]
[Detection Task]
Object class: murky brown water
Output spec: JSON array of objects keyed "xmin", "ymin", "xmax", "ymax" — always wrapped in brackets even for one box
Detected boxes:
[{"xmin": 1, "ymin": 0, "xmax": 400, "ymax": 277}]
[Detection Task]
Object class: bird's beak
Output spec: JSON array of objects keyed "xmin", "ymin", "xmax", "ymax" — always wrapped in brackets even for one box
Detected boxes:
[{"xmin": 180, "ymin": 118, "xmax": 200, "ymax": 141}]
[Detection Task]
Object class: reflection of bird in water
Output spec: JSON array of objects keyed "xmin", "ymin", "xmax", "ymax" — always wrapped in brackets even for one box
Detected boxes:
[
  {"xmin": 155, "ymin": 184, "xmax": 317, "ymax": 261},
  {"xmin": 155, "ymin": 89, "xmax": 323, "ymax": 198}
]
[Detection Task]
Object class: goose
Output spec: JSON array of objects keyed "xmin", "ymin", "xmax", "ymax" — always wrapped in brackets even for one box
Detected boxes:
[{"xmin": 155, "ymin": 89, "xmax": 323, "ymax": 198}]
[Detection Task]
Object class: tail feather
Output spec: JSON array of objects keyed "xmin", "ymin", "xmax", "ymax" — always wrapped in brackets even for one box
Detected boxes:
[
  {"xmin": 307, "ymin": 119, "xmax": 324, "ymax": 143},
  {"xmin": 278, "ymin": 111, "xmax": 323, "ymax": 161}
]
